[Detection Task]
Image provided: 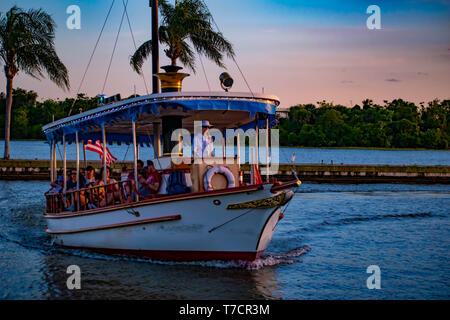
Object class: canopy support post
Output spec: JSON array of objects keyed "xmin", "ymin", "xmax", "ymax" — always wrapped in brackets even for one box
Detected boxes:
[
  {"xmin": 75, "ymin": 132, "xmax": 80, "ymax": 213},
  {"xmin": 237, "ymin": 131, "xmax": 241, "ymax": 164},
  {"xmin": 50, "ymin": 141, "xmax": 53, "ymax": 182},
  {"xmin": 76, "ymin": 132, "xmax": 80, "ymax": 190},
  {"xmin": 255, "ymin": 117, "xmax": 259, "ymax": 170},
  {"xmin": 53, "ymin": 140, "xmax": 57, "ymax": 181},
  {"xmin": 137, "ymin": 143, "xmax": 140, "ymax": 161},
  {"xmin": 266, "ymin": 118, "xmax": 270, "ymax": 183},
  {"xmin": 63, "ymin": 135, "xmax": 67, "ymax": 193},
  {"xmin": 153, "ymin": 122, "xmax": 162, "ymax": 158},
  {"xmin": 83, "ymin": 140, "xmax": 87, "ymax": 172},
  {"xmin": 132, "ymin": 121, "xmax": 139, "ymax": 201},
  {"xmin": 102, "ymin": 125, "xmax": 107, "ymax": 185}
]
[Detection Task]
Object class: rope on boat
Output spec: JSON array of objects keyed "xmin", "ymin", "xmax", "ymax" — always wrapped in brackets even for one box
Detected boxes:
[
  {"xmin": 122, "ymin": 0, "xmax": 149, "ymax": 95},
  {"xmin": 200, "ymin": 0, "xmax": 255, "ymax": 98},
  {"xmin": 208, "ymin": 209, "xmax": 254, "ymax": 233},
  {"xmin": 68, "ymin": 0, "xmax": 116, "ymax": 116},
  {"xmin": 199, "ymin": 54, "xmax": 212, "ymax": 92},
  {"xmin": 101, "ymin": 0, "xmax": 128, "ymax": 95}
]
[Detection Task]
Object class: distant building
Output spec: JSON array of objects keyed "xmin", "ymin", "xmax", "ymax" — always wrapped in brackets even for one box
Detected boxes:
[{"xmin": 276, "ymin": 109, "xmax": 289, "ymax": 119}]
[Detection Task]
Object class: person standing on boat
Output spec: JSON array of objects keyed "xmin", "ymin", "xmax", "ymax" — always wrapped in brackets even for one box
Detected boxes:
[{"xmin": 194, "ymin": 120, "xmax": 215, "ymax": 159}]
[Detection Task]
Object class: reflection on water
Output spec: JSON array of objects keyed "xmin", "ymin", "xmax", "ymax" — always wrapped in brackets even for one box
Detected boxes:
[
  {"xmin": 40, "ymin": 254, "xmax": 283, "ymax": 300},
  {"xmin": 0, "ymin": 181, "xmax": 449, "ymax": 299}
]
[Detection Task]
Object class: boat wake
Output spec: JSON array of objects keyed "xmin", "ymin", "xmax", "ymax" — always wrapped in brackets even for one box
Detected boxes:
[
  {"xmin": 239, "ymin": 245, "xmax": 312, "ymax": 270},
  {"xmin": 45, "ymin": 245, "xmax": 313, "ymax": 270}
]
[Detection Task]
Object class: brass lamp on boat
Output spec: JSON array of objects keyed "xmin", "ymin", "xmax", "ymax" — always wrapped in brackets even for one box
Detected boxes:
[{"xmin": 156, "ymin": 65, "xmax": 190, "ymax": 93}]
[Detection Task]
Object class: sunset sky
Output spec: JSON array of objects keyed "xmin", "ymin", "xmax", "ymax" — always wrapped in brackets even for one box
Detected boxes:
[{"xmin": 1, "ymin": 0, "xmax": 449, "ymax": 108}]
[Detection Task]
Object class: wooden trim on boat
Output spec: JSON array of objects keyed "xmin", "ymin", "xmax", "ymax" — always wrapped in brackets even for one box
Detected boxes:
[
  {"xmin": 44, "ymin": 184, "xmax": 264, "ymax": 219},
  {"xmin": 46, "ymin": 214, "xmax": 181, "ymax": 235},
  {"xmin": 270, "ymin": 180, "xmax": 301, "ymax": 193}
]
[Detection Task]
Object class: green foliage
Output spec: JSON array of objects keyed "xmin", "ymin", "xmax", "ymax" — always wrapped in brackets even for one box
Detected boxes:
[
  {"xmin": 1, "ymin": 89, "xmax": 449, "ymax": 150},
  {"xmin": 0, "ymin": 6, "xmax": 70, "ymax": 90},
  {"xmin": 277, "ymin": 100, "xmax": 450, "ymax": 149},
  {"xmin": 0, "ymin": 88, "xmax": 97, "ymax": 140},
  {"xmin": 130, "ymin": 0, "xmax": 234, "ymax": 74}
]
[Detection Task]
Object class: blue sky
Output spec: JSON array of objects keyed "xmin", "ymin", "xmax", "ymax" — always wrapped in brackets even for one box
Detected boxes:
[{"xmin": 1, "ymin": 0, "xmax": 449, "ymax": 107}]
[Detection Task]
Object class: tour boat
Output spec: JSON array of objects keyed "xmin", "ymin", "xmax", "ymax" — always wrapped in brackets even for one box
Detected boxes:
[{"xmin": 41, "ymin": 2, "xmax": 300, "ymax": 262}]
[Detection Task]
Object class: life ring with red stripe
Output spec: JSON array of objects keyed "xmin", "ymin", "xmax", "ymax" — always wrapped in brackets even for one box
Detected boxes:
[{"xmin": 204, "ymin": 166, "xmax": 235, "ymax": 191}]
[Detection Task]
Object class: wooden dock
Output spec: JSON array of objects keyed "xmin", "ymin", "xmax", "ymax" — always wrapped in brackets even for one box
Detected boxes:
[{"xmin": 0, "ymin": 159, "xmax": 449, "ymax": 184}]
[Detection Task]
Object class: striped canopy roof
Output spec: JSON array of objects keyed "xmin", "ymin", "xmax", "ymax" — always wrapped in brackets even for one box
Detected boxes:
[{"xmin": 43, "ymin": 91, "xmax": 280, "ymax": 144}]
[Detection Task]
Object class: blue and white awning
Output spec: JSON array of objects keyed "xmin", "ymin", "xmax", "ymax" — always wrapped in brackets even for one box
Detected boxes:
[{"xmin": 43, "ymin": 92, "xmax": 280, "ymax": 143}]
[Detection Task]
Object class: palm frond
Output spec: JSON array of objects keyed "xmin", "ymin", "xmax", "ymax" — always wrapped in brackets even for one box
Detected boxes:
[
  {"xmin": 130, "ymin": 0, "xmax": 235, "ymax": 74},
  {"xmin": 0, "ymin": 6, "xmax": 70, "ymax": 90},
  {"xmin": 130, "ymin": 40, "xmax": 153, "ymax": 74}
]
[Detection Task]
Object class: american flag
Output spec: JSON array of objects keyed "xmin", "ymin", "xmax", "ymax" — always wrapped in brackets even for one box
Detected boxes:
[{"xmin": 85, "ymin": 140, "xmax": 117, "ymax": 165}]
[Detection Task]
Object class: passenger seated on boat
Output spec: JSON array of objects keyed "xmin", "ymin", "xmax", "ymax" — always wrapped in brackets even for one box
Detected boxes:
[
  {"xmin": 65, "ymin": 170, "xmax": 87, "ymax": 211},
  {"xmin": 138, "ymin": 161, "xmax": 161, "ymax": 197},
  {"xmin": 124, "ymin": 160, "xmax": 144, "ymax": 203},
  {"xmin": 127, "ymin": 160, "xmax": 144, "ymax": 181},
  {"xmin": 99, "ymin": 167, "xmax": 119, "ymax": 207},
  {"xmin": 67, "ymin": 170, "xmax": 87, "ymax": 191},
  {"xmin": 85, "ymin": 166, "xmax": 96, "ymax": 187},
  {"xmin": 90, "ymin": 173, "xmax": 105, "ymax": 207},
  {"xmin": 45, "ymin": 175, "xmax": 63, "ymax": 195},
  {"xmin": 121, "ymin": 166, "xmax": 129, "ymax": 182}
]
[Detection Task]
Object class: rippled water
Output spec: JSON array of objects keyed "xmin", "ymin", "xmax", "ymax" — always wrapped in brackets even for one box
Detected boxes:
[
  {"xmin": 0, "ymin": 181, "xmax": 448, "ymax": 299},
  {"xmin": 1, "ymin": 140, "xmax": 450, "ymax": 165}
]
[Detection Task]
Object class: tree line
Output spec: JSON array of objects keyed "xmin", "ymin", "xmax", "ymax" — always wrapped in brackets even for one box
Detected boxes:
[
  {"xmin": 0, "ymin": 88, "xmax": 99, "ymax": 140},
  {"xmin": 1, "ymin": 89, "xmax": 449, "ymax": 150},
  {"xmin": 277, "ymin": 99, "xmax": 449, "ymax": 149}
]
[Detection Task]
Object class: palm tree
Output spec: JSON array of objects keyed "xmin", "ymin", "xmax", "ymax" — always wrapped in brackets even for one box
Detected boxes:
[
  {"xmin": 0, "ymin": 6, "xmax": 70, "ymax": 159},
  {"xmin": 130, "ymin": 0, "xmax": 235, "ymax": 74}
]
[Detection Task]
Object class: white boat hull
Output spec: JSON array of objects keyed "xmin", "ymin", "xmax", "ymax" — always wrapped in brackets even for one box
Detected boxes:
[{"xmin": 45, "ymin": 184, "xmax": 294, "ymax": 261}]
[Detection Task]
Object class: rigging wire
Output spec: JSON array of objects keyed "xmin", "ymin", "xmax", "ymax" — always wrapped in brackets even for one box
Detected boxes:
[
  {"xmin": 122, "ymin": 143, "xmax": 130, "ymax": 162},
  {"xmin": 200, "ymin": 0, "xmax": 255, "ymax": 97},
  {"xmin": 101, "ymin": 0, "xmax": 128, "ymax": 95},
  {"xmin": 199, "ymin": 55, "xmax": 211, "ymax": 92},
  {"xmin": 68, "ymin": 0, "xmax": 116, "ymax": 116},
  {"xmin": 122, "ymin": 0, "xmax": 150, "ymax": 95}
]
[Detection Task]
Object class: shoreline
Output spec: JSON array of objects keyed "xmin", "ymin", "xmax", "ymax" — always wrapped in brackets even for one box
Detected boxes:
[
  {"xmin": 0, "ymin": 159, "xmax": 448, "ymax": 184},
  {"xmin": 1, "ymin": 140, "xmax": 449, "ymax": 152}
]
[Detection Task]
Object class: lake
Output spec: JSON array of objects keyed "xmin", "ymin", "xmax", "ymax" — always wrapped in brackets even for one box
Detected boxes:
[{"xmin": 0, "ymin": 181, "xmax": 448, "ymax": 299}]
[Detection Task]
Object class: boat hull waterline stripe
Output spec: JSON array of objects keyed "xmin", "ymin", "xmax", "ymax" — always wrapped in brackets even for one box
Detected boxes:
[{"xmin": 53, "ymin": 245, "xmax": 265, "ymax": 262}]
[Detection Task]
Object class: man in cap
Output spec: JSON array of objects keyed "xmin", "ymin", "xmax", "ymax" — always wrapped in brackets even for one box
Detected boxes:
[{"xmin": 194, "ymin": 120, "xmax": 215, "ymax": 159}]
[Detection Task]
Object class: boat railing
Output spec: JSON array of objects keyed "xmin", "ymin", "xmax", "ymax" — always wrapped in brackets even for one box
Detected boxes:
[{"xmin": 45, "ymin": 180, "xmax": 135, "ymax": 214}]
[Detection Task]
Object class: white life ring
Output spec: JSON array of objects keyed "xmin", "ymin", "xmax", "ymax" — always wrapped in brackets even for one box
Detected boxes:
[{"xmin": 204, "ymin": 166, "xmax": 235, "ymax": 191}]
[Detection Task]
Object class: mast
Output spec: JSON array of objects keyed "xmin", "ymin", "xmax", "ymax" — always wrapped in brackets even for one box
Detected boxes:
[{"xmin": 151, "ymin": 0, "xmax": 160, "ymax": 94}]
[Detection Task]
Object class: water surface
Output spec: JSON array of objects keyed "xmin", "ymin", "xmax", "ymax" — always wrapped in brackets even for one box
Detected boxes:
[{"xmin": 0, "ymin": 181, "xmax": 448, "ymax": 299}]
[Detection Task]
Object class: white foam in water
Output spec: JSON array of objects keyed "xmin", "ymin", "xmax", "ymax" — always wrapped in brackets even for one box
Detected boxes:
[{"xmin": 53, "ymin": 245, "xmax": 312, "ymax": 270}]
